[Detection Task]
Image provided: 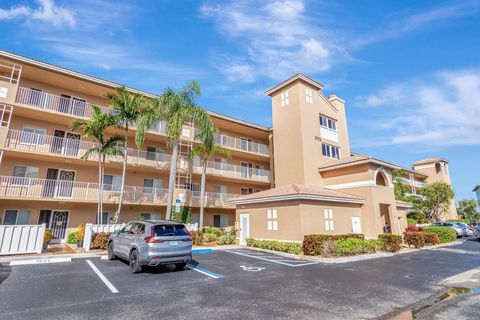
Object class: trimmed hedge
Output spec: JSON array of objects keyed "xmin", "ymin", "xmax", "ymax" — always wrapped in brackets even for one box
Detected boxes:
[
  {"xmin": 247, "ymin": 238, "xmax": 302, "ymax": 254},
  {"xmin": 91, "ymin": 232, "xmax": 111, "ymax": 250},
  {"xmin": 404, "ymin": 232, "xmax": 425, "ymax": 248},
  {"xmin": 423, "ymin": 226, "xmax": 457, "ymax": 243},
  {"xmin": 447, "ymin": 219, "xmax": 470, "ymax": 223},
  {"xmin": 203, "ymin": 233, "xmax": 218, "ymax": 243},
  {"xmin": 190, "ymin": 231, "xmax": 203, "ymax": 245},
  {"xmin": 202, "ymin": 227, "xmax": 224, "ymax": 237},
  {"xmin": 424, "ymin": 233, "xmax": 440, "ymax": 246},
  {"xmin": 216, "ymin": 235, "xmax": 236, "ymax": 245},
  {"xmin": 333, "ymin": 238, "xmax": 383, "ymax": 256},
  {"xmin": 378, "ymin": 234, "xmax": 403, "ymax": 252},
  {"xmin": 302, "ymin": 234, "xmax": 365, "ymax": 256}
]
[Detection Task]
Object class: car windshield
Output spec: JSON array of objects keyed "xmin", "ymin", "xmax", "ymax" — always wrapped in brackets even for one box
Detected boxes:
[{"xmin": 153, "ymin": 225, "xmax": 189, "ymax": 237}]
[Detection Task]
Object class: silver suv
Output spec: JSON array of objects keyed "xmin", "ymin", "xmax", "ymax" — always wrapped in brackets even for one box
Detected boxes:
[{"xmin": 108, "ymin": 220, "xmax": 192, "ymax": 273}]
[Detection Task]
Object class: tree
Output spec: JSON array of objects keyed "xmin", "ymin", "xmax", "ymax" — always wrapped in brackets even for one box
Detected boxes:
[
  {"xmin": 412, "ymin": 181, "xmax": 455, "ymax": 221},
  {"xmin": 189, "ymin": 126, "xmax": 229, "ymax": 229},
  {"xmin": 457, "ymin": 199, "xmax": 479, "ymax": 221},
  {"xmin": 70, "ymin": 105, "xmax": 124, "ymax": 224},
  {"xmin": 104, "ymin": 87, "xmax": 144, "ymax": 223},
  {"xmin": 392, "ymin": 169, "xmax": 413, "ymax": 202},
  {"xmin": 136, "ymin": 80, "xmax": 212, "ymax": 220}
]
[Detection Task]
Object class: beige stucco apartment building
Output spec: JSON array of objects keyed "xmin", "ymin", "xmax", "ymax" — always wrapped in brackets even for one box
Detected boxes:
[{"xmin": 0, "ymin": 51, "xmax": 457, "ymax": 243}]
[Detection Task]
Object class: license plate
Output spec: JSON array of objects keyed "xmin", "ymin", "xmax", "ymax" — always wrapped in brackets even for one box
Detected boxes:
[{"xmin": 170, "ymin": 241, "xmax": 179, "ymax": 246}]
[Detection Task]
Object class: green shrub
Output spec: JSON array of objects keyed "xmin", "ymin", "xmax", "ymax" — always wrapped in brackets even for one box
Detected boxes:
[
  {"xmin": 67, "ymin": 231, "xmax": 79, "ymax": 244},
  {"xmin": 91, "ymin": 232, "xmax": 111, "ymax": 250},
  {"xmin": 423, "ymin": 226, "xmax": 457, "ymax": 243},
  {"xmin": 43, "ymin": 229, "xmax": 53, "ymax": 244},
  {"xmin": 378, "ymin": 234, "xmax": 403, "ymax": 252},
  {"xmin": 424, "ymin": 233, "xmax": 440, "ymax": 246},
  {"xmin": 332, "ymin": 238, "xmax": 382, "ymax": 256},
  {"xmin": 404, "ymin": 232, "xmax": 425, "ymax": 248},
  {"xmin": 407, "ymin": 218, "xmax": 417, "ymax": 225},
  {"xmin": 447, "ymin": 219, "xmax": 470, "ymax": 223},
  {"xmin": 203, "ymin": 233, "xmax": 218, "ymax": 243},
  {"xmin": 216, "ymin": 235, "xmax": 236, "ymax": 245},
  {"xmin": 247, "ymin": 238, "xmax": 302, "ymax": 254},
  {"xmin": 302, "ymin": 234, "xmax": 365, "ymax": 256},
  {"xmin": 202, "ymin": 227, "xmax": 224, "ymax": 237},
  {"xmin": 190, "ymin": 231, "xmax": 203, "ymax": 245}
]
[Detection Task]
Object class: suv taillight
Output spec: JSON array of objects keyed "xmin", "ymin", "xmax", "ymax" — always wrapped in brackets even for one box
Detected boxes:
[{"xmin": 145, "ymin": 229, "xmax": 165, "ymax": 243}]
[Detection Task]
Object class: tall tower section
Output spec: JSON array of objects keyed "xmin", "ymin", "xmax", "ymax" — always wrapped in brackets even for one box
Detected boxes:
[{"xmin": 266, "ymin": 74, "xmax": 350, "ymax": 187}]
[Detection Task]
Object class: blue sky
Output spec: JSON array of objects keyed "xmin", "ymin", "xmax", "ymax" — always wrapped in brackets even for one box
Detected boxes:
[{"xmin": 1, "ymin": 0, "xmax": 479, "ymax": 202}]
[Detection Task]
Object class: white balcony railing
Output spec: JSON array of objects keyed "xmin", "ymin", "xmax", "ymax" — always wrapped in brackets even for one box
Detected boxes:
[
  {"xmin": 397, "ymin": 177, "xmax": 426, "ymax": 188},
  {"xmin": 16, "ymin": 87, "xmax": 117, "ymax": 118},
  {"xmin": 0, "ymin": 176, "xmax": 168, "ymax": 205},
  {"xmin": 16, "ymin": 86, "xmax": 269, "ymax": 156},
  {"xmin": 5, "ymin": 129, "xmax": 171, "ymax": 168},
  {"xmin": 193, "ymin": 160, "xmax": 270, "ymax": 183},
  {"xmin": 190, "ymin": 191, "xmax": 241, "ymax": 208},
  {"xmin": 213, "ymin": 133, "xmax": 269, "ymax": 155}
]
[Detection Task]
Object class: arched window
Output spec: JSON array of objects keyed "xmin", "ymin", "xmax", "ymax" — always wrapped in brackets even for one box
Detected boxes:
[
  {"xmin": 376, "ymin": 172, "xmax": 387, "ymax": 186},
  {"xmin": 435, "ymin": 163, "xmax": 441, "ymax": 174}
]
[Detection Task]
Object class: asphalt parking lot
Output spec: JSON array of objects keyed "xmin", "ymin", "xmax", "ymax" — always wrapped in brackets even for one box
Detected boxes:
[{"xmin": 1, "ymin": 239, "xmax": 479, "ymax": 320}]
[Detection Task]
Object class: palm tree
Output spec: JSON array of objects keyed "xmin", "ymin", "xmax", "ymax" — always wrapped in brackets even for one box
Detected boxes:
[
  {"xmin": 104, "ymin": 87, "xmax": 144, "ymax": 222},
  {"xmin": 70, "ymin": 105, "xmax": 124, "ymax": 224},
  {"xmin": 190, "ymin": 126, "xmax": 229, "ymax": 229},
  {"xmin": 136, "ymin": 81, "xmax": 213, "ymax": 220}
]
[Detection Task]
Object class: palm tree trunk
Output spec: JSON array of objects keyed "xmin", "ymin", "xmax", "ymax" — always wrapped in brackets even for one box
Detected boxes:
[
  {"xmin": 199, "ymin": 159, "xmax": 207, "ymax": 230},
  {"xmin": 99, "ymin": 155, "xmax": 105, "ymax": 224},
  {"xmin": 166, "ymin": 140, "xmax": 179, "ymax": 220},
  {"xmin": 97, "ymin": 157, "xmax": 102, "ymax": 224},
  {"xmin": 116, "ymin": 129, "xmax": 128, "ymax": 222}
]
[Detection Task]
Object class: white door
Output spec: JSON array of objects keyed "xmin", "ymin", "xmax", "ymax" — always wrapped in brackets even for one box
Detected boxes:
[
  {"xmin": 239, "ymin": 213, "xmax": 249, "ymax": 245},
  {"xmin": 351, "ymin": 216, "xmax": 362, "ymax": 234}
]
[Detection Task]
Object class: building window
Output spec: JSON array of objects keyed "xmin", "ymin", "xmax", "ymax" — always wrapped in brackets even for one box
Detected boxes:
[
  {"xmin": 101, "ymin": 211, "xmax": 116, "ymax": 224},
  {"xmin": 143, "ymin": 179, "xmax": 163, "ymax": 193},
  {"xmin": 140, "ymin": 213, "xmax": 161, "ymax": 221},
  {"xmin": 319, "ymin": 115, "xmax": 337, "ymax": 131},
  {"xmin": 3, "ymin": 210, "xmax": 31, "ymax": 225},
  {"xmin": 280, "ymin": 91, "xmax": 289, "ymax": 107},
  {"xmin": 12, "ymin": 165, "xmax": 39, "ymax": 185},
  {"xmin": 267, "ymin": 209, "xmax": 278, "ymax": 231},
  {"xmin": 305, "ymin": 88, "xmax": 313, "ymax": 103},
  {"xmin": 103, "ymin": 174, "xmax": 122, "ymax": 191},
  {"xmin": 443, "ymin": 163, "xmax": 449, "ymax": 175},
  {"xmin": 213, "ymin": 214, "xmax": 228, "ymax": 228},
  {"xmin": 241, "ymin": 187, "xmax": 253, "ymax": 195},
  {"xmin": 322, "ymin": 143, "xmax": 341, "ymax": 159},
  {"xmin": 324, "ymin": 209, "xmax": 334, "ymax": 231},
  {"xmin": 21, "ymin": 126, "xmax": 46, "ymax": 145},
  {"xmin": 146, "ymin": 146, "xmax": 164, "ymax": 161}
]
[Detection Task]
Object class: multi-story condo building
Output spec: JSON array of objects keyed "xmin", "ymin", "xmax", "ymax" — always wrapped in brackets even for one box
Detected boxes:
[
  {"xmin": 474, "ymin": 183, "xmax": 480, "ymax": 204},
  {"xmin": 0, "ymin": 51, "xmax": 457, "ymax": 243}
]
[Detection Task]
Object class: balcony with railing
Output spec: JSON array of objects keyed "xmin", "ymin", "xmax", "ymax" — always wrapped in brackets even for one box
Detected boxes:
[
  {"xmin": 0, "ymin": 175, "xmax": 168, "ymax": 205},
  {"xmin": 189, "ymin": 191, "xmax": 241, "ymax": 208},
  {"xmin": 192, "ymin": 160, "xmax": 270, "ymax": 183},
  {"xmin": 15, "ymin": 86, "xmax": 269, "ymax": 156},
  {"xmin": 4, "ymin": 129, "xmax": 171, "ymax": 168}
]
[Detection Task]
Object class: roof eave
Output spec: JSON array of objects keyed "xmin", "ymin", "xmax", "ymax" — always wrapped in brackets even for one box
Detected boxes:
[
  {"xmin": 265, "ymin": 73, "xmax": 324, "ymax": 96},
  {"xmin": 229, "ymin": 194, "xmax": 365, "ymax": 205}
]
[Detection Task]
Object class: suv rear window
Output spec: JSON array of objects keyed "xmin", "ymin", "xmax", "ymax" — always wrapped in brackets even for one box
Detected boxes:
[{"xmin": 153, "ymin": 225, "xmax": 189, "ymax": 237}]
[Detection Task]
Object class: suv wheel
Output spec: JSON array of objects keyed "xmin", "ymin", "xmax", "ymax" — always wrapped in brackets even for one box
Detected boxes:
[
  {"xmin": 107, "ymin": 242, "xmax": 116, "ymax": 260},
  {"xmin": 129, "ymin": 250, "xmax": 142, "ymax": 274},
  {"xmin": 175, "ymin": 262, "xmax": 187, "ymax": 270}
]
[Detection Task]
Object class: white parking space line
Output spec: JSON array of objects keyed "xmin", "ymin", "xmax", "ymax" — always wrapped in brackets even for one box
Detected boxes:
[
  {"xmin": 86, "ymin": 259, "xmax": 119, "ymax": 294},
  {"xmin": 186, "ymin": 264, "xmax": 224, "ymax": 279},
  {"xmin": 225, "ymin": 250, "xmax": 318, "ymax": 267},
  {"xmin": 9, "ymin": 257, "xmax": 71, "ymax": 266}
]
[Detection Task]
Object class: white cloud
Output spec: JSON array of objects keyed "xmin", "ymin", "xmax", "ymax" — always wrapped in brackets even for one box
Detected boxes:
[
  {"xmin": 201, "ymin": 0, "xmax": 346, "ymax": 82},
  {"xmin": 0, "ymin": 0, "xmax": 75, "ymax": 28},
  {"xmin": 354, "ymin": 68, "xmax": 480, "ymax": 147}
]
